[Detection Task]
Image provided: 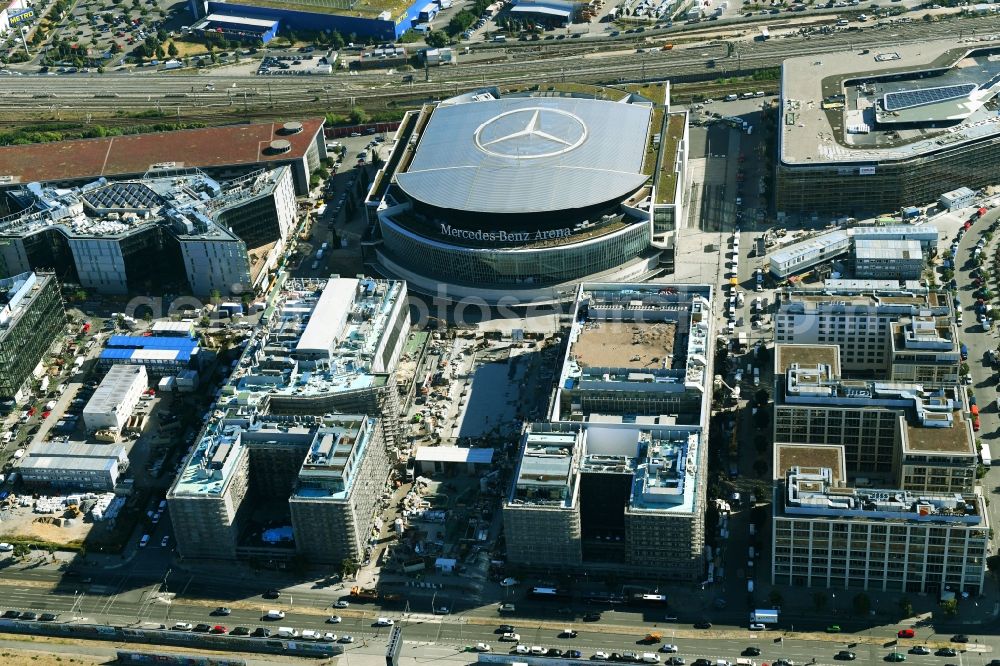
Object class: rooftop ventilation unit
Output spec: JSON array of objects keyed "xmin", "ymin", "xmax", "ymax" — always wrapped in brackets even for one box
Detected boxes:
[
  {"xmin": 281, "ymin": 121, "xmax": 304, "ymax": 135},
  {"xmin": 268, "ymin": 139, "xmax": 292, "ymax": 154}
]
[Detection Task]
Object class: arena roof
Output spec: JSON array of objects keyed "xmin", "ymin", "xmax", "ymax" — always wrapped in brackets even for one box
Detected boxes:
[
  {"xmin": 396, "ymin": 97, "xmax": 652, "ymax": 214},
  {"xmin": 0, "ymin": 119, "xmax": 324, "ymax": 185}
]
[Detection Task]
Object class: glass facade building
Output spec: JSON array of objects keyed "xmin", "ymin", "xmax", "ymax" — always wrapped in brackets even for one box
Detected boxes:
[{"xmin": 0, "ymin": 272, "xmax": 66, "ymax": 403}]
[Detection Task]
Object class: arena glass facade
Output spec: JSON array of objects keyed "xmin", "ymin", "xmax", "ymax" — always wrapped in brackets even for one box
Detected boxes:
[{"xmin": 378, "ymin": 208, "xmax": 652, "ymax": 288}]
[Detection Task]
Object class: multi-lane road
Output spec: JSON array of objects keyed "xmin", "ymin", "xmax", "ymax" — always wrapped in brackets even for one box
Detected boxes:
[
  {"xmin": 0, "ymin": 560, "xmax": 997, "ymax": 665},
  {"xmin": 1, "ymin": 16, "xmax": 998, "ymax": 119}
]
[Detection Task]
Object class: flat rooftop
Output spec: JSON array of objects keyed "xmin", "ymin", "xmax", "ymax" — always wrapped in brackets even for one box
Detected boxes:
[
  {"xmin": 775, "ymin": 344, "xmax": 840, "ymax": 376},
  {"xmin": 574, "ymin": 321, "xmax": 676, "ymax": 370},
  {"xmin": 781, "ymin": 466, "xmax": 985, "ymax": 525},
  {"xmin": 0, "ymin": 272, "xmax": 53, "ymax": 338},
  {"xmin": 294, "ymin": 416, "xmax": 377, "ymax": 501},
  {"xmin": 0, "ymin": 119, "xmax": 323, "ymax": 185},
  {"xmin": 775, "ymin": 443, "xmax": 845, "ymax": 484},
  {"xmin": 231, "ymin": 277, "xmax": 405, "ymax": 401},
  {"xmin": 904, "ymin": 410, "xmax": 974, "ymax": 454},
  {"xmin": 510, "ymin": 430, "xmax": 580, "ymax": 508},
  {"xmin": 780, "ymin": 40, "xmax": 1000, "ymax": 165}
]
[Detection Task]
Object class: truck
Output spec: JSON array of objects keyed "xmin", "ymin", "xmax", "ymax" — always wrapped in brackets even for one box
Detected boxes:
[
  {"xmin": 982, "ymin": 445, "xmax": 993, "ymax": 467},
  {"xmin": 163, "ymin": 59, "xmax": 182, "ymax": 70},
  {"xmin": 961, "ymin": 343, "xmax": 969, "ymax": 360},
  {"xmin": 755, "ymin": 26, "xmax": 770, "ymax": 41},
  {"xmin": 350, "ymin": 585, "xmax": 402, "ymax": 602}
]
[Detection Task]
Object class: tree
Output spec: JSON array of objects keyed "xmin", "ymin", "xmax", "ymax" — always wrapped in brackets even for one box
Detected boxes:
[
  {"xmin": 340, "ymin": 557, "xmax": 359, "ymax": 580},
  {"xmin": 767, "ymin": 590, "xmax": 783, "ymax": 607},
  {"xmin": 940, "ymin": 598, "xmax": 958, "ymax": 617},
  {"xmin": 348, "ymin": 106, "xmax": 369, "ymax": 124},
  {"xmin": 754, "ymin": 388, "xmax": 769, "ymax": 407},
  {"xmin": 853, "ymin": 592, "xmax": 871, "ymax": 616},
  {"xmin": 425, "ymin": 30, "xmax": 448, "ymax": 48},
  {"xmin": 155, "ymin": 45, "xmax": 165, "ymax": 60},
  {"xmin": 11, "ymin": 543, "xmax": 29, "ymax": 559},
  {"xmin": 899, "ymin": 597, "xmax": 913, "ymax": 618},
  {"xmin": 167, "ymin": 41, "xmax": 178, "ymax": 57},
  {"xmin": 813, "ymin": 591, "xmax": 827, "ymax": 612}
]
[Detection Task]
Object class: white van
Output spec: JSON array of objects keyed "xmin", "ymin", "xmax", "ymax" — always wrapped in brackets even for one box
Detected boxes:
[
  {"xmin": 277, "ymin": 627, "xmax": 299, "ymax": 638},
  {"xmin": 530, "ymin": 646, "xmax": 546, "ymax": 655},
  {"xmin": 725, "ymin": 94, "xmax": 738, "ymax": 101},
  {"xmin": 266, "ymin": 609, "xmax": 285, "ymax": 620},
  {"xmin": 642, "ymin": 654, "xmax": 661, "ymax": 664},
  {"xmin": 301, "ymin": 629, "xmax": 319, "ymax": 640},
  {"xmin": 139, "ymin": 534, "xmax": 150, "ymax": 547}
]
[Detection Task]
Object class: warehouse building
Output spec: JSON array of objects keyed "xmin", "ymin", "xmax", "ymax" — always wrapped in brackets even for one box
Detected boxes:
[
  {"xmin": 83, "ymin": 365, "xmax": 148, "ymax": 433},
  {"xmin": 774, "ymin": 285, "xmax": 952, "ymax": 374},
  {"xmin": 771, "ymin": 453, "xmax": 988, "ymax": 595},
  {"xmin": 18, "ymin": 441, "xmax": 129, "ymax": 491},
  {"xmin": 0, "ymin": 271, "xmax": 66, "ymax": 406},
  {"xmin": 0, "ymin": 168, "xmax": 296, "ymax": 297},
  {"xmin": 773, "ymin": 343, "xmax": 976, "ymax": 492},
  {"xmin": 776, "ymin": 42, "xmax": 1000, "ymax": 215},
  {"xmin": 504, "ymin": 282, "xmax": 713, "ymax": 581}
]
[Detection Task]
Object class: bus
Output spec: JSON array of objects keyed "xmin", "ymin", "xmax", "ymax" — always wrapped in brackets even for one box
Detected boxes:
[{"xmin": 529, "ymin": 587, "xmax": 570, "ymax": 600}]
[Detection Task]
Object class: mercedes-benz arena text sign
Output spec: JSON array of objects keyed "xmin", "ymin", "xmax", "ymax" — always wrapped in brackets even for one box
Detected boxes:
[
  {"xmin": 474, "ymin": 107, "xmax": 588, "ymax": 159},
  {"xmin": 439, "ymin": 224, "xmax": 572, "ymax": 243}
]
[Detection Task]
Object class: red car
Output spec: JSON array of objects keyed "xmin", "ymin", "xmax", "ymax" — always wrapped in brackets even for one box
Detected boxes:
[
  {"xmin": 965, "ymin": 221, "xmax": 973, "ymax": 230},
  {"xmin": 897, "ymin": 629, "xmax": 914, "ymax": 639},
  {"xmin": 210, "ymin": 625, "xmax": 227, "ymax": 634}
]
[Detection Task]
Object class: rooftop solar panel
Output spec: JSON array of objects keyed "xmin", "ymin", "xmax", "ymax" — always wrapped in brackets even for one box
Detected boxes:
[{"xmin": 883, "ymin": 84, "xmax": 976, "ymax": 111}]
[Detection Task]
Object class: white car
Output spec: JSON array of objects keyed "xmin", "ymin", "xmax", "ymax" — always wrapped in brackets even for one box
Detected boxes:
[
  {"xmin": 515, "ymin": 645, "xmax": 530, "ymax": 654},
  {"xmin": 0, "ymin": 543, "xmax": 13, "ymax": 552},
  {"xmin": 320, "ymin": 632, "xmax": 337, "ymax": 642},
  {"xmin": 501, "ymin": 632, "xmax": 520, "ymax": 642},
  {"xmin": 500, "ymin": 577, "xmax": 519, "ymax": 587},
  {"xmin": 326, "ymin": 615, "xmax": 342, "ymax": 624},
  {"xmin": 594, "ymin": 652, "xmax": 610, "ymax": 661},
  {"xmin": 334, "ymin": 600, "xmax": 350, "ymax": 609},
  {"xmin": 475, "ymin": 643, "xmax": 492, "ymax": 652},
  {"xmin": 375, "ymin": 617, "xmax": 394, "ymax": 627},
  {"xmin": 173, "ymin": 622, "xmax": 193, "ymax": 631},
  {"xmin": 750, "ymin": 623, "xmax": 766, "ymax": 631},
  {"xmin": 661, "ymin": 644, "xmax": 678, "ymax": 652}
]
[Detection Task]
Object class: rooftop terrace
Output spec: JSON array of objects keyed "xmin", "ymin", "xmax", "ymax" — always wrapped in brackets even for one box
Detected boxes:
[
  {"xmin": 231, "ymin": 277, "xmax": 406, "ymax": 402},
  {"xmin": 782, "ymin": 466, "xmax": 984, "ymax": 525},
  {"xmin": 780, "ymin": 40, "xmax": 1000, "ymax": 165}
]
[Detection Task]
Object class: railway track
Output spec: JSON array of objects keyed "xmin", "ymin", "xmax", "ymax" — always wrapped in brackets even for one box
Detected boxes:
[{"xmin": 0, "ymin": 17, "xmax": 995, "ymax": 124}]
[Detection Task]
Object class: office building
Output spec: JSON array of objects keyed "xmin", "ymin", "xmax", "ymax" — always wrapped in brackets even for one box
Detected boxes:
[
  {"xmin": 771, "ymin": 455, "xmax": 988, "ymax": 595},
  {"xmin": 0, "ymin": 168, "xmax": 296, "ymax": 296},
  {"xmin": 82, "ymin": 365, "xmax": 148, "ymax": 433},
  {"xmin": 854, "ymin": 239, "xmax": 924, "ymax": 280},
  {"xmin": 774, "ymin": 285, "xmax": 952, "ymax": 375},
  {"xmin": 889, "ymin": 314, "xmax": 962, "ymax": 386},
  {"xmin": 18, "ymin": 441, "xmax": 129, "ymax": 491},
  {"xmin": 168, "ymin": 413, "xmax": 392, "ymax": 564},
  {"xmin": 773, "ymin": 344, "xmax": 977, "ymax": 492},
  {"xmin": 0, "ymin": 271, "xmax": 66, "ymax": 405},
  {"xmin": 365, "ymin": 87, "xmax": 689, "ymax": 303},
  {"xmin": 227, "ymin": 277, "xmax": 410, "ymax": 446},
  {"xmin": 503, "ymin": 282, "xmax": 713, "ymax": 581},
  {"xmin": 289, "ymin": 416, "xmax": 391, "ymax": 565},
  {"xmin": 776, "ymin": 41, "xmax": 1000, "ymax": 215}
]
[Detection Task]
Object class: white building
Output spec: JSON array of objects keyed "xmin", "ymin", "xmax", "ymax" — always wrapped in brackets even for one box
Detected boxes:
[
  {"xmin": 854, "ymin": 239, "xmax": 924, "ymax": 280},
  {"xmin": 18, "ymin": 441, "xmax": 129, "ymax": 491},
  {"xmin": 83, "ymin": 365, "xmax": 148, "ymax": 433},
  {"xmin": 939, "ymin": 186, "xmax": 976, "ymax": 211}
]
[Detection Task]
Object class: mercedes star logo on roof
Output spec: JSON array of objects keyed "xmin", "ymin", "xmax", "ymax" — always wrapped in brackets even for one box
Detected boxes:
[{"xmin": 474, "ymin": 107, "xmax": 587, "ymax": 159}]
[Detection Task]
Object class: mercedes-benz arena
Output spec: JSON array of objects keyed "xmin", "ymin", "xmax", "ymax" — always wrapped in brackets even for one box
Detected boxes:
[{"xmin": 365, "ymin": 91, "xmax": 665, "ymax": 303}]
